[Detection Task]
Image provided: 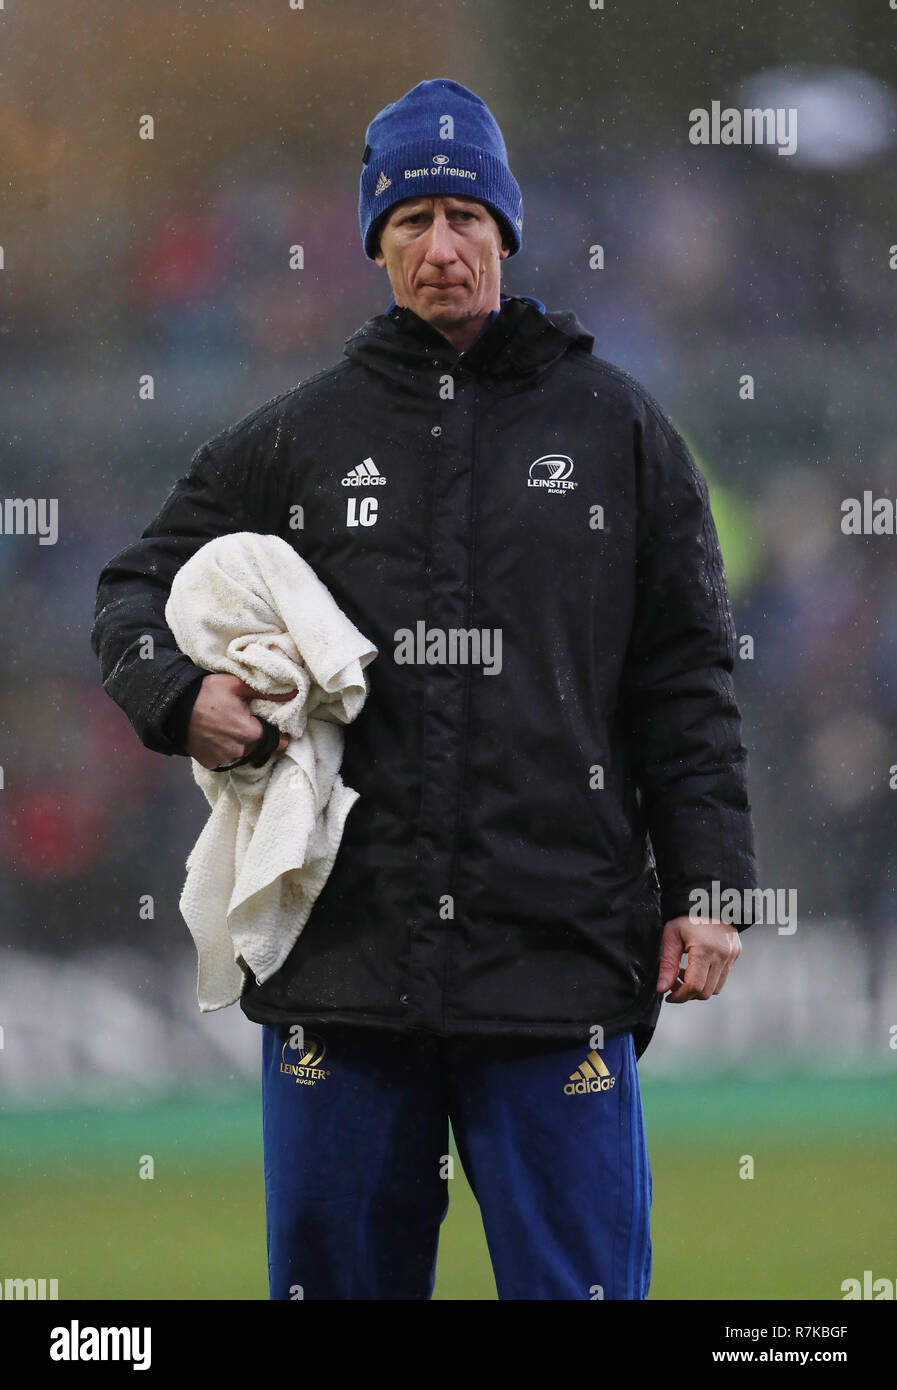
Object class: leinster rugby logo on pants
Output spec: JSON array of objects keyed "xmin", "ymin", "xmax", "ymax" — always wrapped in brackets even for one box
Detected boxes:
[
  {"xmin": 280, "ymin": 1035, "xmax": 330, "ymax": 1087},
  {"xmin": 564, "ymin": 1049, "xmax": 616, "ymax": 1096},
  {"xmin": 527, "ymin": 454, "xmax": 578, "ymax": 494}
]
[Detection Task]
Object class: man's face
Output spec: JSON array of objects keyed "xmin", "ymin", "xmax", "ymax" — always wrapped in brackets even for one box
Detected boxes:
[{"xmin": 374, "ymin": 195, "xmax": 510, "ymax": 332}]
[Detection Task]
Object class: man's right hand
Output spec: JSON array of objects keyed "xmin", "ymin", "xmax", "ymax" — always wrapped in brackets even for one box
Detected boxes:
[{"xmin": 186, "ymin": 673, "xmax": 294, "ymax": 770}]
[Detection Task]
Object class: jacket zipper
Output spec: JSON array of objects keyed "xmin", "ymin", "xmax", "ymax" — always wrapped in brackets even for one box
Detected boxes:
[{"xmin": 441, "ymin": 369, "xmax": 478, "ymax": 1031}]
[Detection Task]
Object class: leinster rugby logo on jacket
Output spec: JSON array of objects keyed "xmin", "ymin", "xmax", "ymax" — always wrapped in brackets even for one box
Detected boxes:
[
  {"xmin": 280, "ymin": 1035, "xmax": 330, "ymax": 1087},
  {"xmin": 527, "ymin": 454, "xmax": 577, "ymax": 494}
]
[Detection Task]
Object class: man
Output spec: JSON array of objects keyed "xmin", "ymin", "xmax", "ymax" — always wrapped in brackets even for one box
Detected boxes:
[{"xmin": 91, "ymin": 78, "xmax": 756, "ymax": 1301}]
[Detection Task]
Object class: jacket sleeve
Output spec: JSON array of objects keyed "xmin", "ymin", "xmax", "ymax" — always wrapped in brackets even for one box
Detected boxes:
[
  {"xmin": 620, "ymin": 391, "xmax": 757, "ymax": 927},
  {"xmin": 91, "ymin": 436, "xmax": 269, "ymax": 757}
]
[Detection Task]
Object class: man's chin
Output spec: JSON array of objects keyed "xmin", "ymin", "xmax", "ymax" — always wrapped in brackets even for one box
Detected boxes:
[{"xmin": 412, "ymin": 295, "xmax": 473, "ymax": 327}]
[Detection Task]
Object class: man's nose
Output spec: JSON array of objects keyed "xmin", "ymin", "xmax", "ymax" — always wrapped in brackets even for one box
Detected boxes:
[{"xmin": 423, "ymin": 214, "xmax": 457, "ymax": 264}]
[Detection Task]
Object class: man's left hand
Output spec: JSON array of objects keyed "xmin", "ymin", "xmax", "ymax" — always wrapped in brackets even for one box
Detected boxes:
[{"xmin": 656, "ymin": 916, "xmax": 742, "ymax": 1003}]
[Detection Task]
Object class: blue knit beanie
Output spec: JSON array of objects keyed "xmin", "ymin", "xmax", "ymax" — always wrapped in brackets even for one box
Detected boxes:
[{"xmin": 359, "ymin": 78, "xmax": 523, "ymax": 260}]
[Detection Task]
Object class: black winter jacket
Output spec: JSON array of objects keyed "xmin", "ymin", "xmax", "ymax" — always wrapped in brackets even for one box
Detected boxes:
[{"xmin": 91, "ymin": 293, "xmax": 756, "ymax": 1057}]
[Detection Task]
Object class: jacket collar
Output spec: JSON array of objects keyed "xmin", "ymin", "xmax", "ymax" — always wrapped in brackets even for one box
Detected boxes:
[{"xmin": 343, "ymin": 293, "xmax": 595, "ymax": 395}]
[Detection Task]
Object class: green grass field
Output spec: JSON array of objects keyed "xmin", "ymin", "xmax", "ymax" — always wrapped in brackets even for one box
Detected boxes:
[{"xmin": 2, "ymin": 1075, "xmax": 894, "ymax": 1300}]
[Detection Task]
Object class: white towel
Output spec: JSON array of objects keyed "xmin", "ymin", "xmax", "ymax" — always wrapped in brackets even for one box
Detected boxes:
[{"xmin": 164, "ymin": 532, "xmax": 377, "ymax": 1012}]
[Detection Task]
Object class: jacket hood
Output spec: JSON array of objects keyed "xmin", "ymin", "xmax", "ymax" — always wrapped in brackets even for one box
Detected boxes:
[{"xmin": 343, "ymin": 293, "xmax": 595, "ymax": 395}]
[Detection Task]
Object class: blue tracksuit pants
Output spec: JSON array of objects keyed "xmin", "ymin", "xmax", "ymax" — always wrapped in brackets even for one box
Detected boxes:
[{"xmin": 261, "ymin": 1023, "xmax": 652, "ymax": 1300}]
